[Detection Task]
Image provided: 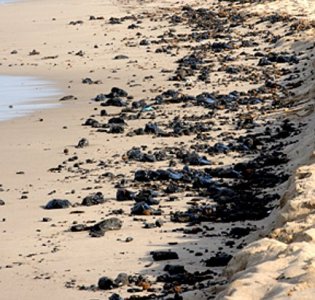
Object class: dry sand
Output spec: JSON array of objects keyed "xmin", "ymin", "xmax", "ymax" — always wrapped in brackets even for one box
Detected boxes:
[
  {"xmin": 0, "ymin": 0, "xmax": 314, "ymax": 299},
  {"xmin": 216, "ymin": 1, "xmax": 315, "ymax": 299}
]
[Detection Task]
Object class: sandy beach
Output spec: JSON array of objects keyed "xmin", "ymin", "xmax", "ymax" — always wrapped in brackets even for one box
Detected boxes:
[{"xmin": 0, "ymin": 0, "xmax": 314, "ymax": 299}]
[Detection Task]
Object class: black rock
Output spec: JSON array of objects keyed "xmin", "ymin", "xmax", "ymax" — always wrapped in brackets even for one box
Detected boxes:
[
  {"xmin": 44, "ymin": 199, "xmax": 71, "ymax": 209},
  {"xmin": 81, "ymin": 192, "xmax": 105, "ymax": 206},
  {"xmin": 126, "ymin": 148, "xmax": 162, "ymax": 163},
  {"xmin": 144, "ymin": 222, "xmax": 156, "ymax": 229},
  {"xmin": 59, "ymin": 95, "xmax": 77, "ymax": 101},
  {"xmin": 131, "ymin": 202, "xmax": 152, "ymax": 215},
  {"xmin": 140, "ymin": 39, "xmax": 151, "ymax": 46},
  {"xmin": 211, "ymin": 42, "xmax": 233, "ymax": 52},
  {"xmin": 84, "ymin": 118, "xmax": 100, "ymax": 128},
  {"xmin": 164, "ymin": 264, "xmax": 186, "ymax": 275},
  {"xmin": 205, "ymin": 252, "xmax": 232, "ymax": 267},
  {"xmin": 208, "ymin": 143, "xmax": 230, "ymax": 154},
  {"xmin": 229, "ymin": 227, "xmax": 251, "ymax": 238},
  {"xmin": 134, "ymin": 170, "xmax": 151, "ymax": 182},
  {"xmin": 109, "ymin": 17, "xmax": 121, "ymax": 24},
  {"xmin": 109, "ymin": 124, "xmax": 125, "ymax": 134},
  {"xmin": 155, "ymin": 219, "xmax": 164, "ymax": 227},
  {"xmin": 114, "ymin": 55, "xmax": 129, "ymax": 60},
  {"xmin": 109, "ymin": 293, "xmax": 124, "ymax": 300},
  {"xmin": 42, "ymin": 217, "xmax": 52, "ymax": 222},
  {"xmin": 82, "ymin": 77, "xmax": 94, "ymax": 84},
  {"xmin": 116, "ymin": 188, "xmax": 135, "ymax": 201},
  {"xmin": 180, "ymin": 151, "xmax": 211, "ymax": 166},
  {"xmin": 77, "ymin": 138, "xmax": 89, "ymax": 148},
  {"xmin": 144, "ymin": 122, "xmax": 161, "ymax": 135},
  {"xmin": 258, "ymin": 57, "xmax": 271, "ymax": 66},
  {"xmin": 134, "ymin": 189, "xmax": 159, "ymax": 205},
  {"xmin": 114, "ymin": 273, "xmax": 129, "ymax": 287},
  {"xmin": 0, "ymin": 199, "xmax": 5, "ymax": 206},
  {"xmin": 126, "ymin": 148, "xmax": 144, "ymax": 161},
  {"xmin": 165, "ymin": 183, "xmax": 180, "ymax": 194},
  {"xmin": 102, "ymin": 98, "xmax": 126, "ymax": 107},
  {"xmin": 98, "ymin": 276, "xmax": 114, "ymax": 290},
  {"xmin": 132, "ymin": 99, "xmax": 147, "ymax": 109},
  {"xmin": 196, "ymin": 93, "xmax": 217, "ymax": 107},
  {"xmin": 89, "ymin": 217, "xmax": 123, "ymax": 237},
  {"xmin": 108, "ymin": 117, "xmax": 126, "ymax": 125},
  {"xmin": 100, "ymin": 109, "xmax": 108, "ymax": 116},
  {"xmin": 111, "ymin": 87, "xmax": 128, "ymax": 98},
  {"xmin": 94, "ymin": 93, "xmax": 107, "ymax": 101},
  {"xmin": 151, "ymin": 251, "xmax": 179, "ymax": 261}
]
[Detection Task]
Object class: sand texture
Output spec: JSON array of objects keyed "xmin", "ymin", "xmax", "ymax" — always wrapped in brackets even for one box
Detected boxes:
[{"xmin": 0, "ymin": 0, "xmax": 315, "ymax": 299}]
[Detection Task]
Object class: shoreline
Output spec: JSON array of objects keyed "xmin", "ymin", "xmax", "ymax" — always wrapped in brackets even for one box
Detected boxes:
[
  {"xmin": 0, "ymin": 0, "xmax": 314, "ymax": 299},
  {"xmin": 0, "ymin": 74, "xmax": 61, "ymax": 122}
]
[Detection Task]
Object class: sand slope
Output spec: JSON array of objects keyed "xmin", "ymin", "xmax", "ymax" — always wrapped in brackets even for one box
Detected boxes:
[{"xmin": 216, "ymin": 1, "xmax": 315, "ymax": 299}]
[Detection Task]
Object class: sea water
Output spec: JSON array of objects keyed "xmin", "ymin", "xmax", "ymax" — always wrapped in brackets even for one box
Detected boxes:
[
  {"xmin": 0, "ymin": 0, "xmax": 16, "ymax": 3},
  {"xmin": 0, "ymin": 75, "xmax": 60, "ymax": 121}
]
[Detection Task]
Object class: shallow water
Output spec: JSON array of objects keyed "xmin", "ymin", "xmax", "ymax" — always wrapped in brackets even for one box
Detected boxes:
[
  {"xmin": 0, "ymin": 75, "xmax": 60, "ymax": 121},
  {"xmin": 0, "ymin": 0, "xmax": 15, "ymax": 3}
]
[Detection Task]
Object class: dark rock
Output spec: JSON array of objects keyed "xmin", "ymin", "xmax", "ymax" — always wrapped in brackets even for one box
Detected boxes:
[
  {"xmin": 196, "ymin": 93, "xmax": 217, "ymax": 107},
  {"xmin": 205, "ymin": 252, "xmax": 232, "ymax": 267},
  {"xmin": 102, "ymin": 98, "xmax": 127, "ymax": 107},
  {"xmin": 76, "ymin": 138, "xmax": 89, "ymax": 148},
  {"xmin": 109, "ymin": 17, "xmax": 121, "ymax": 24},
  {"xmin": 94, "ymin": 93, "xmax": 107, "ymax": 101},
  {"xmin": 144, "ymin": 122, "xmax": 162, "ymax": 135},
  {"xmin": 100, "ymin": 109, "xmax": 108, "ymax": 116},
  {"xmin": 98, "ymin": 276, "xmax": 114, "ymax": 290},
  {"xmin": 89, "ymin": 217, "xmax": 123, "ymax": 237},
  {"xmin": 114, "ymin": 273, "xmax": 129, "ymax": 287},
  {"xmin": 151, "ymin": 251, "xmax": 179, "ymax": 261},
  {"xmin": 140, "ymin": 39, "xmax": 151, "ymax": 46},
  {"xmin": 110, "ymin": 87, "xmax": 128, "ymax": 98},
  {"xmin": 109, "ymin": 293, "xmax": 124, "ymax": 300},
  {"xmin": 44, "ymin": 199, "xmax": 71, "ymax": 209},
  {"xmin": 134, "ymin": 170, "xmax": 151, "ymax": 182},
  {"xmin": 229, "ymin": 227, "xmax": 251, "ymax": 238},
  {"xmin": 208, "ymin": 143, "xmax": 230, "ymax": 154},
  {"xmin": 131, "ymin": 202, "xmax": 152, "ymax": 215},
  {"xmin": 184, "ymin": 227, "xmax": 203, "ymax": 234},
  {"xmin": 179, "ymin": 151, "xmax": 211, "ymax": 166},
  {"xmin": 116, "ymin": 188, "xmax": 136, "ymax": 201},
  {"xmin": 0, "ymin": 199, "xmax": 5, "ymax": 206},
  {"xmin": 143, "ymin": 222, "xmax": 156, "ymax": 229},
  {"xmin": 81, "ymin": 192, "xmax": 105, "ymax": 206},
  {"xmin": 114, "ymin": 55, "xmax": 129, "ymax": 60},
  {"xmin": 29, "ymin": 49, "xmax": 40, "ymax": 55},
  {"xmin": 108, "ymin": 124, "xmax": 125, "ymax": 134},
  {"xmin": 155, "ymin": 219, "xmax": 164, "ymax": 227},
  {"xmin": 126, "ymin": 148, "xmax": 165, "ymax": 163},
  {"xmin": 108, "ymin": 117, "xmax": 126, "ymax": 125},
  {"xmin": 75, "ymin": 50, "xmax": 85, "ymax": 57},
  {"xmin": 211, "ymin": 42, "xmax": 233, "ymax": 52},
  {"xmin": 164, "ymin": 264, "xmax": 186, "ymax": 275},
  {"xmin": 59, "ymin": 95, "xmax": 77, "ymax": 101},
  {"xmin": 82, "ymin": 77, "xmax": 94, "ymax": 84},
  {"xmin": 165, "ymin": 183, "xmax": 180, "ymax": 194},
  {"xmin": 134, "ymin": 189, "xmax": 159, "ymax": 205},
  {"xmin": 127, "ymin": 148, "xmax": 144, "ymax": 161},
  {"xmin": 84, "ymin": 118, "xmax": 100, "ymax": 128}
]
